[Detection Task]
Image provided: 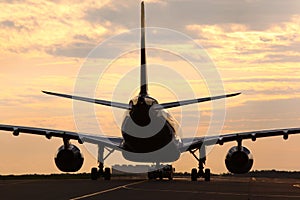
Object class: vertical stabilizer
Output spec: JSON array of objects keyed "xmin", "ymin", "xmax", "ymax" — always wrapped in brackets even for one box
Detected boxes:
[{"xmin": 139, "ymin": 1, "xmax": 148, "ymax": 96}]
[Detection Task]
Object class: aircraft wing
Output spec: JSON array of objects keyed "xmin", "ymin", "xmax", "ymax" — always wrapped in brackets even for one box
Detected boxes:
[
  {"xmin": 0, "ymin": 124, "xmax": 123, "ymax": 150},
  {"xmin": 180, "ymin": 127, "xmax": 300, "ymax": 152}
]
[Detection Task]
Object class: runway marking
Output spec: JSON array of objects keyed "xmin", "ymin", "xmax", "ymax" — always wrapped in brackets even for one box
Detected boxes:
[
  {"xmin": 293, "ymin": 184, "xmax": 300, "ymax": 189},
  {"xmin": 69, "ymin": 180, "xmax": 146, "ymax": 200},
  {"xmin": 123, "ymin": 185, "xmax": 300, "ymax": 198}
]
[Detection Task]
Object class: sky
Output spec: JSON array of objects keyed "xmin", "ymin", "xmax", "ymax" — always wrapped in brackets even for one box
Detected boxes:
[{"xmin": 0, "ymin": 0, "xmax": 300, "ymax": 175}]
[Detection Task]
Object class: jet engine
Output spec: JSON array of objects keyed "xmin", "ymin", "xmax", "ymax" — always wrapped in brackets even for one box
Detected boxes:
[
  {"xmin": 54, "ymin": 144, "xmax": 84, "ymax": 172},
  {"xmin": 225, "ymin": 146, "xmax": 253, "ymax": 174}
]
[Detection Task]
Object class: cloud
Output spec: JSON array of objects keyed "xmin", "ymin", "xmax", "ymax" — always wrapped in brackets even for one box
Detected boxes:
[
  {"xmin": 223, "ymin": 97, "xmax": 300, "ymax": 132},
  {"xmin": 0, "ymin": 0, "xmax": 299, "ymax": 102},
  {"xmin": 224, "ymin": 77, "xmax": 300, "ymax": 83},
  {"xmin": 1, "ymin": 0, "xmax": 299, "ymax": 60},
  {"xmin": 186, "ymin": 14, "xmax": 300, "ymax": 66},
  {"xmin": 261, "ymin": 54, "xmax": 300, "ymax": 63},
  {"xmin": 46, "ymin": 42, "xmax": 96, "ymax": 58},
  {"xmin": 0, "ymin": 0, "xmax": 114, "ymax": 56},
  {"xmin": 1, "ymin": 20, "xmax": 17, "ymax": 28},
  {"xmin": 82, "ymin": 0, "xmax": 300, "ymax": 31}
]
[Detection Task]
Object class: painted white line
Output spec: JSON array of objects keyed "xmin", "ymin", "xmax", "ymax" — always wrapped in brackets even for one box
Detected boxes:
[
  {"xmin": 251, "ymin": 177, "xmax": 256, "ymax": 181},
  {"xmin": 124, "ymin": 185, "xmax": 300, "ymax": 198},
  {"xmin": 69, "ymin": 180, "xmax": 146, "ymax": 200},
  {"xmin": 293, "ymin": 184, "xmax": 300, "ymax": 189}
]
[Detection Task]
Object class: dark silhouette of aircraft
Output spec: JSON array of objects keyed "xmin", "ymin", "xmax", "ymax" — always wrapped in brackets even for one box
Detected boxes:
[{"xmin": 1, "ymin": 1, "xmax": 300, "ymax": 181}]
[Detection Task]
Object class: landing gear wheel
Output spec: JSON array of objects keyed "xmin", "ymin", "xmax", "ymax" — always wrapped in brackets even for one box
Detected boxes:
[
  {"xmin": 204, "ymin": 168, "xmax": 210, "ymax": 182},
  {"xmin": 148, "ymin": 171, "xmax": 154, "ymax": 180},
  {"xmin": 104, "ymin": 167, "xmax": 111, "ymax": 180},
  {"xmin": 191, "ymin": 168, "xmax": 198, "ymax": 181},
  {"xmin": 159, "ymin": 171, "xmax": 163, "ymax": 180},
  {"xmin": 91, "ymin": 167, "xmax": 99, "ymax": 180},
  {"xmin": 169, "ymin": 167, "xmax": 174, "ymax": 180}
]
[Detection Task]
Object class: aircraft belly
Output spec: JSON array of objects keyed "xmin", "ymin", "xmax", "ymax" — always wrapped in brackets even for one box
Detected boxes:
[
  {"xmin": 121, "ymin": 116, "xmax": 175, "ymax": 153},
  {"xmin": 121, "ymin": 115, "xmax": 180, "ymax": 162},
  {"xmin": 121, "ymin": 141, "xmax": 180, "ymax": 163}
]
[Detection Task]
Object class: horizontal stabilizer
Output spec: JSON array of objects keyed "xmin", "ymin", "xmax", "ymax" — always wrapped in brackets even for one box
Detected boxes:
[
  {"xmin": 42, "ymin": 91, "xmax": 131, "ymax": 110},
  {"xmin": 153, "ymin": 93, "xmax": 241, "ymax": 110}
]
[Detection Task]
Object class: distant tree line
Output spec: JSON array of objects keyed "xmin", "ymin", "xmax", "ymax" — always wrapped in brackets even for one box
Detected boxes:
[{"xmin": 1, "ymin": 170, "xmax": 300, "ymax": 180}]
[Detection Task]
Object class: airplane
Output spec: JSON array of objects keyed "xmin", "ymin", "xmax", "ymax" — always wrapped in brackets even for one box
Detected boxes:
[{"xmin": 1, "ymin": 1, "xmax": 300, "ymax": 181}]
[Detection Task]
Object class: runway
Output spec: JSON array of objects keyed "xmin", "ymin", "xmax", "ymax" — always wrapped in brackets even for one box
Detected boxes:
[{"xmin": 1, "ymin": 176, "xmax": 300, "ymax": 200}]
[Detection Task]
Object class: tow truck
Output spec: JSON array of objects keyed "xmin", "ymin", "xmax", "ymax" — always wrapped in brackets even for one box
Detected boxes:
[{"xmin": 148, "ymin": 164, "xmax": 174, "ymax": 180}]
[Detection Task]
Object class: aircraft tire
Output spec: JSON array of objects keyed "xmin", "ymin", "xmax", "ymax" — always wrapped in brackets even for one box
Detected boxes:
[
  {"xmin": 168, "ymin": 174, "xmax": 173, "ymax": 180},
  {"xmin": 104, "ymin": 167, "xmax": 111, "ymax": 180},
  {"xmin": 204, "ymin": 168, "xmax": 210, "ymax": 182},
  {"xmin": 191, "ymin": 168, "xmax": 198, "ymax": 181},
  {"xmin": 148, "ymin": 172, "xmax": 154, "ymax": 180},
  {"xmin": 91, "ymin": 167, "xmax": 98, "ymax": 180},
  {"xmin": 159, "ymin": 171, "xmax": 163, "ymax": 180}
]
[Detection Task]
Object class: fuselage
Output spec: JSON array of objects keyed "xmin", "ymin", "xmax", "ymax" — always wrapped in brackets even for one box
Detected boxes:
[{"xmin": 120, "ymin": 95, "xmax": 181, "ymax": 162}]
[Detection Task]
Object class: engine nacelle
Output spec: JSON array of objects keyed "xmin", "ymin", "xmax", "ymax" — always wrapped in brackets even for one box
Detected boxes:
[
  {"xmin": 55, "ymin": 144, "xmax": 84, "ymax": 172},
  {"xmin": 225, "ymin": 146, "xmax": 253, "ymax": 174}
]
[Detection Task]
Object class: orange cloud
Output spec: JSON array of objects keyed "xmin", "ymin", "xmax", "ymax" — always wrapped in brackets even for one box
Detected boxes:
[{"xmin": 186, "ymin": 15, "xmax": 300, "ymax": 65}]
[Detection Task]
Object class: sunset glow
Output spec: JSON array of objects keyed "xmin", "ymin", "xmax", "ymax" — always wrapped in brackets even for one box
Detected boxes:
[{"xmin": 0, "ymin": 0, "xmax": 300, "ymax": 175}]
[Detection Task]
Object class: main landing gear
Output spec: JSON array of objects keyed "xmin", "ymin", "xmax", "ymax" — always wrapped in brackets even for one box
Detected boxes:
[
  {"xmin": 91, "ymin": 163, "xmax": 111, "ymax": 180},
  {"xmin": 190, "ymin": 146, "xmax": 210, "ymax": 182},
  {"xmin": 91, "ymin": 145, "xmax": 114, "ymax": 180}
]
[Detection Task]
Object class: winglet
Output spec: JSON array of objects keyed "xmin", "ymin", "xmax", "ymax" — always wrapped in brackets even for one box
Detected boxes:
[{"xmin": 139, "ymin": 1, "xmax": 148, "ymax": 96}]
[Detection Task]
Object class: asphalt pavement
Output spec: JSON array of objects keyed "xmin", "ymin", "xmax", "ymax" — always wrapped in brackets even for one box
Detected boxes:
[{"xmin": 1, "ymin": 176, "xmax": 300, "ymax": 200}]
